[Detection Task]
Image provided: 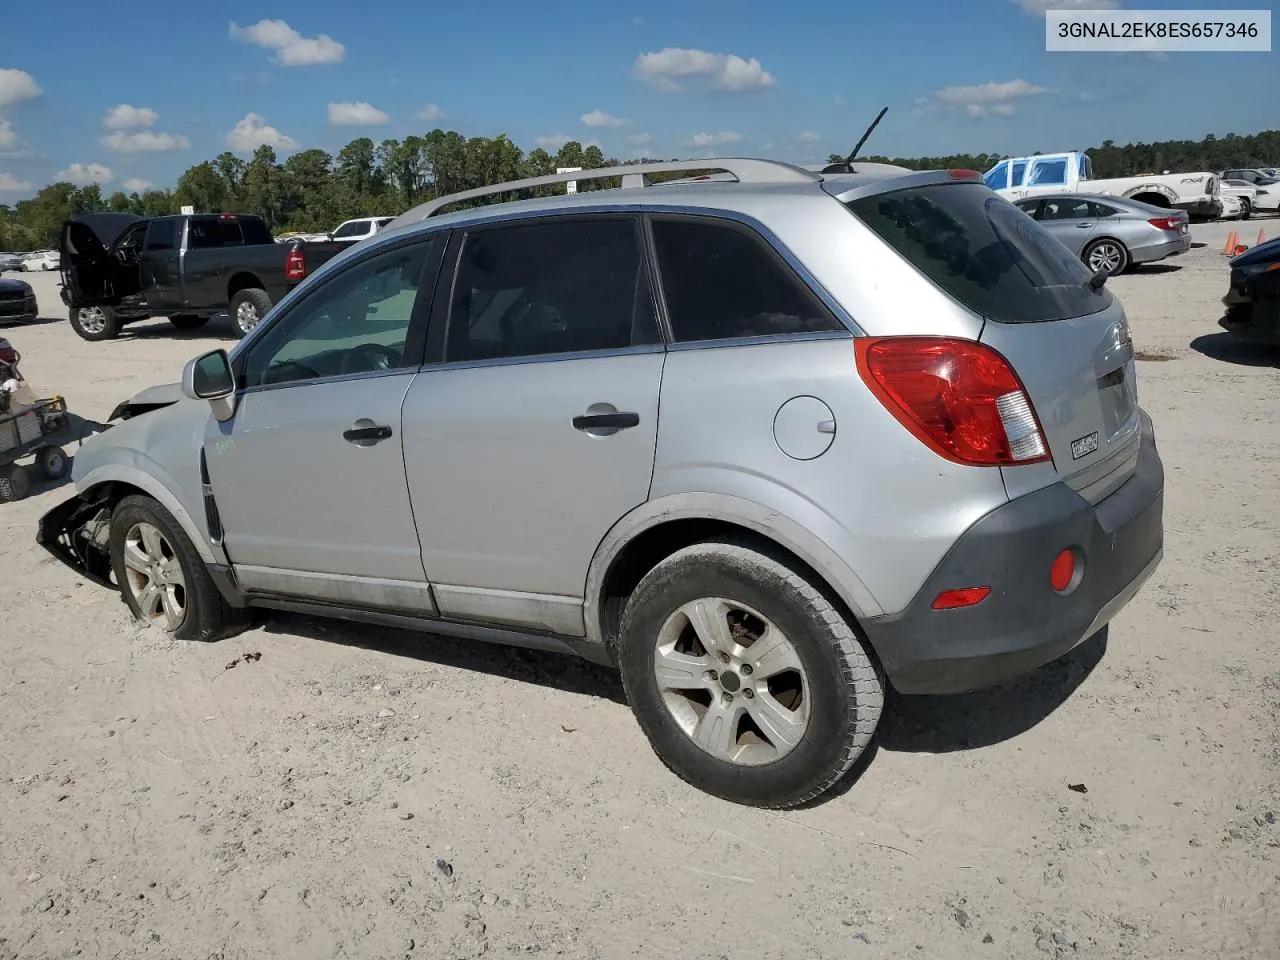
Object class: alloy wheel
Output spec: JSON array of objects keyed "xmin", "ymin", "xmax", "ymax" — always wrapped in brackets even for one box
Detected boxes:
[
  {"xmin": 653, "ymin": 597, "xmax": 810, "ymax": 766},
  {"xmin": 121, "ymin": 521, "xmax": 187, "ymax": 631},
  {"xmin": 77, "ymin": 307, "xmax": 107, "ymax": 335}
]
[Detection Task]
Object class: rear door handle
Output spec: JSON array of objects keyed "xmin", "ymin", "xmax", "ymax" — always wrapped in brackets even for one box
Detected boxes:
[
  {"xmin": 572, "ymin": 412, "xmax": 640, "ymax": 431},
  {"xmin": 343, "ymin": 423, "xmax": 393, "ymax": 446}
]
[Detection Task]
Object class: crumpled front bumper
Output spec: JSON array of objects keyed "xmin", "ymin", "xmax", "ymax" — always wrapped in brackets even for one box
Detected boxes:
[{"xmin": 36, "ymin": 490, "xmax": 116, "ymax": 589}]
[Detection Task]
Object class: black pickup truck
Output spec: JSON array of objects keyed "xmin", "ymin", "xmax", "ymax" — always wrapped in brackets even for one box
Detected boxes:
[{"xmin": 59, "ymin": 212, "xmax": 347, "ymax": 341}]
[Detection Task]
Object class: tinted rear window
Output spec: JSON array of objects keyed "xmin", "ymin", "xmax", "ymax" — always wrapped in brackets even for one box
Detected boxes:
[
  {"xmin": 188, "ymin": 217, "xmax": 272, "ymax": 248},
  {"xmin": 845, "ymin": 182, "xmax": 1113, "ymax": 323}
]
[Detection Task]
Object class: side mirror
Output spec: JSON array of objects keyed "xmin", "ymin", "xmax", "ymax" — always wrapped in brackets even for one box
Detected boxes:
[{"xmin": 181, "ymin": 349, "xmax": 237, "ymax": 421}]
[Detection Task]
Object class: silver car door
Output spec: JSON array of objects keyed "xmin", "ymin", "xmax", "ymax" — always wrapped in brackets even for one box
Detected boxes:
[
  {"xmin": 401, "ymin": 215, "xmax": 664, "ymax": 636},
  {"xmin": 205, "ymin": 234, "xmax": 446, "ymax": 611},
  {"xmin": 1039, "ymin": 197, "xmax": 1098, "ymax": 258}
]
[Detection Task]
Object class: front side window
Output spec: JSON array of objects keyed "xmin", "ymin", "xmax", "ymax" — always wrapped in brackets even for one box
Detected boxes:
[
  {"xmin": 650, "ymin": 217, "xmax": 843, "ymax": 343},
  {"xmin": 332, "ymin": 220, "xmax": 369, "ymax": 239},
  {"xmin": 242, "ymin": 240, "xmax": 434, "ymax": 388},
  {"xmin": 446, "ymin": 216, "xmax": 659, "ymax": 362},
  {"xmin": 1011, "ymin": 161, "xmax": 1028, "ymax": 187}
]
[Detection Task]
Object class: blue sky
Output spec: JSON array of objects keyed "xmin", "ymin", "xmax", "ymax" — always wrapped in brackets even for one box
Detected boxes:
[{"xmin": 1, "ymin": 0, "xmax": 1275, "ymax": 200}]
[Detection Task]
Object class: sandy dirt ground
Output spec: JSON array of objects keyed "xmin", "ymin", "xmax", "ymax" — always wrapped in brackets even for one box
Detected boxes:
[{"xmin": 1, "ymin": 219, "xmax": 1277, "ymax": 960}]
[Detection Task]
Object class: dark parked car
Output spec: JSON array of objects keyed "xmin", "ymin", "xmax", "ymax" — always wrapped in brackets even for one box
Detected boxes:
[
  {"xmin": 1221, "ymin": 236, "xmax": 1280, "ymax": 345},
  {"xmin": 59, "ymin": 212, "xmax": 346, "ymax": 342},
  {"xmin": 0, "ymin": 278, "xmax": 38, "ymax": 326}
]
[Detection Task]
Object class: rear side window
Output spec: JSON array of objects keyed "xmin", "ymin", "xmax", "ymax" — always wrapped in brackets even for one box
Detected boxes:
[
  {"xmin": 845, "ymin": 182, "xmax": 1112, "ymax": 324},
  {"xmin": 238, "ymin": 218, "xmax": 272, "ymax": 244},
  {"xmin": 446, "ymin": 216, "xmax": 661, "ymax": 362},
  {"xmin": 188, "ymin": 218, "xmax": 245, "ymax": 248},
  {"xmin": 650, "ymin": 217, "xmax": 843, "ymax": 343}
]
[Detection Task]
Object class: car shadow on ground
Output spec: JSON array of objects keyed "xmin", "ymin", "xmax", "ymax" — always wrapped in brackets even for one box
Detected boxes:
[
  {"xmin": 796, "ymin": 629, "xmax": 1109, "ymax": 807},
  {"xmin": 117, "ymin": 317, "xmax": 240, "ymax": 342},
  {"xmin": 0, "ymin": 316, "xmax": 65, "ymax": 330},
  {"xmin": 259, "ymin": 612, "xmax": 629, "ymax": 705},
  {"xmin": 1191, "ymin": 331, "xmax": 1280, "ymax": 367},
  {"xmin": 1131, "ymin": 263, "xmax": 1182, "ymax": 275}
]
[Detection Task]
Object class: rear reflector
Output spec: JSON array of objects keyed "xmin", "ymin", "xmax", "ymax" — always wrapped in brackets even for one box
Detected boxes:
[
  {"xmin": 932, "ymin": 586, "xmax": 991, "ymax": 610},
  {"xmin": 855, "ymin": 336, "xmax": 1051, "ymax": 466},
  {"xmin": 285, "ymin": 248, "xmax": 305, "ymax": 281},
  {"xmin": 1147, "ymin": 216, "xmax": 1182, "ymax": 230},
  {"xmin": 1050, "ymin": 548, "xmax": 1077, "ymax": 592}
]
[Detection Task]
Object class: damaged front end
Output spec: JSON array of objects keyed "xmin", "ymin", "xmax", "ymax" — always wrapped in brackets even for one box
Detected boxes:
[{"xmin": 36, "ymin": 489, "xmax": 117, "ymax": 590}]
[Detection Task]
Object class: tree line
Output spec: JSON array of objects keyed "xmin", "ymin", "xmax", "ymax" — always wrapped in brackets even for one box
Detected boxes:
[{"xmin": 2, "ymin": 126, "xmax": 1277, "ymax": 251}]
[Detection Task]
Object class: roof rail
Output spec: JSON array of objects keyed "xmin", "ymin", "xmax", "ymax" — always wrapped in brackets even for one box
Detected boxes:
[{"xmin": 385, "ymin": 158, "xmax": 821, "ymax": 229}]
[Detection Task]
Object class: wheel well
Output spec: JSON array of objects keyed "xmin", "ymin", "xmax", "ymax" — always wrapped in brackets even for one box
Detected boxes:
[
  {"xmin": 597, "ymin": 518, "xmax": 866, "ymax": 652},
  {"xmin": 1128, "ymin": 192, "xmax": 1170, "ymax": 208},
  {"xmin": 226, "ymin": 273, "xmax": 265, "ymax": 301},
  {"xmin": 83, "ymin": 480, "xmax": 148, "ymax": 513}
]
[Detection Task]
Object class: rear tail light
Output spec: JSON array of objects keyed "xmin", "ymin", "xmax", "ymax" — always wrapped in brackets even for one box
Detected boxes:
[
  {"xmin": 1147, "ymin": 216, "xmax": 1182, "ymax": 230},
  {"xmin": 285, "ymin": 247, "xmax": 305, "ymax": 280},
  {"xmin": 855, "ymin": 336, "xmax": 1051, "ymax": 466},
  {"xmin": 931, "ymin": 586, "xmax": 991, "ymax": 610}
]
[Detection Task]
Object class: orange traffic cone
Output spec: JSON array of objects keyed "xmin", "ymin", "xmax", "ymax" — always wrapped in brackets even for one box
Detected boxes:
[
  {"xmin": 1223, "ymin": 230, "xmax": 1238, "ymax": 254},
  {"xmin": 1258, "ymin": 227, "xmax": 1267, "ymax": 246}
]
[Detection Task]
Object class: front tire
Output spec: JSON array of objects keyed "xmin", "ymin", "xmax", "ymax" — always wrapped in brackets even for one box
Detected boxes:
[
  {"xmin": 228, "ymin": 288, "xmax": 273, "ymax": 339},
  {"xmin": 617, "ymin": 541, "xmax": 883, "ymax": 809},
  {"xmin": 1240, "ymin": 198, "xmax": 1252, "ymax": 221},
  {"xmin": 108, "ymin": 494, "xmax": 240, "ymax": 642},
  {"xmin": 1083, "ymin": 238, "xmax": 1130, "ymax": 276},
  {"xmin": 69, "ymin": 305, "xmax": 121, "ymax": 341}
]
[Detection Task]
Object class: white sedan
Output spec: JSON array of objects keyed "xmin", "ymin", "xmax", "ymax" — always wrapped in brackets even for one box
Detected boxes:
[{"xmin": 21, "ymin": 250, "xmax": 60, "ymax": 271}]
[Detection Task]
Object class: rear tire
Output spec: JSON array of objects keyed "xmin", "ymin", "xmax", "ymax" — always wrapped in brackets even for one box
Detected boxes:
[
  {"xmin": 169, "ymin": 314, "xmax": 209, "ymax": 331},
  {"xmin": 107, "ymin": 494, "xmax": 243, "ymax": 642},
  {"xmin": 1240, "ymin": 198, "xmax": 1252, "ymax": 221},
  {"xmin": 0, "ymin": 464, "xmax": 31, "ymax": 502},
  {"xmin": 228, "ymin": 288, "xmax": 273, "ymax": 340},
  {"xmin": 70, "ymin": 305, "xmax": 121, "ymax": 341},
  {"xmin": 36, "ymin": 445, "xmax": 69, "ymax": 481},
  {"xmin": 1083, "ymin": 238, "xmax": 1130, "ymax": 276},
  {"xmin": 616, "ymin": 540, "xmax": 884, "ymax": 809}
]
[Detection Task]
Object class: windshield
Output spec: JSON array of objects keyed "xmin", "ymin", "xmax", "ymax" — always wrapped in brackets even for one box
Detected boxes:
[{"xmin": 845, "ymin": 182, "xmax": 1113, "ymax": 324}]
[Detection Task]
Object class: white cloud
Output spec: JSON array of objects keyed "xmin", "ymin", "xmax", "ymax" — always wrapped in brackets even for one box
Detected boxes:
[
  {"xmin": 682, "ymin": 131, "xmax": 743, "ymax": 148},
  {"xmin": 327, "ymin": 101, "xmax": 390, "ymax": 126},
  {"xmin": 225, "ymin": 112, "xmax": 297, "ymax": 151},
  {"xmin": 0, "ymin": 69, "xmax": 41, "ymax": 109},
  {"xmin": 0, "ymin": 171, "xmax": 32, "ymax": 191},
  {"xmin": 418, "ymin": 103, "xmax": 446, "ymax": 121},
  {"xmin": 582, "ymin": 109, "xmax": 628, "ymax": 127},
  {"xmin": 633, "ymin": 47, "xmax": 776, "ymax": 93},
  {"xmin": 102, "ymin": 129, "xmax": 190, "ymax": 153},
  {"xmin": 1010, "ymin": 0, "xmax": 1120, "ymax": 11},
  {"xmin": 916, "ymin": 78, "xmax": 1048, "ymax": 118},
  {"xmin": 0, "ymin": 119, "xmax": 14, "ymax": 149},
  {"xmin": 798, "ymin": 130, "xmax": 821, "ymax": 143},
  {"xmin": 56, "ymin": 162, "xmax": 112, "ymax": 186},
  {"xmin": 629, "ymin": 132, "xmax": 652, "ymax": 146},
  {"xmin": 534, "ymin": 133, "xmax": 571, "ymax": 149},
  {"xmin": 833, "ymin": 93, "xmax": 846, "ymax": 107},
  {"xmin": 121, "ymin": 178, "xmax": 154, "ymax": 193},
  {"xmin": 229, "ymin": 19, "xmax": 345, "ymax": 66},
  {"xmin": 104, "ymin": 104, "xmax": 158, "ymax": 130}
]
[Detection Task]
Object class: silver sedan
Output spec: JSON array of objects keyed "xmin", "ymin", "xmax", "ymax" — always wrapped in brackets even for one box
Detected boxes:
[{"xmin": 1013, "ymin": 193, "xmax": 1191, "ymax": 274}]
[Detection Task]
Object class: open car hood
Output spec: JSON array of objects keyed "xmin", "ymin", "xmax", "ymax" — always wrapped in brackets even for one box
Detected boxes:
[{"xmin": 108, "ymin": 381, "xmax": 183, "ymax": 421}]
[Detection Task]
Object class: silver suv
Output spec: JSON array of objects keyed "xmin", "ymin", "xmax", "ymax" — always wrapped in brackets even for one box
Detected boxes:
[{"xmin": 38, "ymin": 158, "xmax": 1165, "ymax": 808}]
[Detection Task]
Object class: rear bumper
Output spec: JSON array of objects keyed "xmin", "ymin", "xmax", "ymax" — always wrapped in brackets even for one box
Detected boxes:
[
  {"xmin": 1131, "ymin": 233, "xmax": 1191, "ymax": 264},
  {"xmin": 862, "ymin": 410, "xmax": 1164, "ymax": 695}
]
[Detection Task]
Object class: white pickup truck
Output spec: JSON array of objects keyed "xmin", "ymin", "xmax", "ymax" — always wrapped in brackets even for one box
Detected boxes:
[{"xmin": 983, "ymin": 151, "xmax": 1223, "ymax": 221}]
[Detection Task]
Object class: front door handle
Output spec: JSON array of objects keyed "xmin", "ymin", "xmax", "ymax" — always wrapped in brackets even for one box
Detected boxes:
[
  {"xmin": 343, "ymin": 422, "xmax": 393, "ymax": 446},
  {"xmin": 572, "ymin": 412, "xmax": 640, "ymax": 431}
]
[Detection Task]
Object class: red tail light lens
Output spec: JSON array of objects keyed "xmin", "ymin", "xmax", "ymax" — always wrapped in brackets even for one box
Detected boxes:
[
  {"xmin": 285, "ymin": 248, "xmax": 305, "ymax": 280},
  {"xmin": 931, "ymin": 586, "xmax": 992, "ymax": 610},
  {"xmin": 1147, "ymin": 216, "xmax": 1182, "ymax": 230},
  {"xmin": 855, "ymin": 336, "xmax": 1051, "ymax": 466}
]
